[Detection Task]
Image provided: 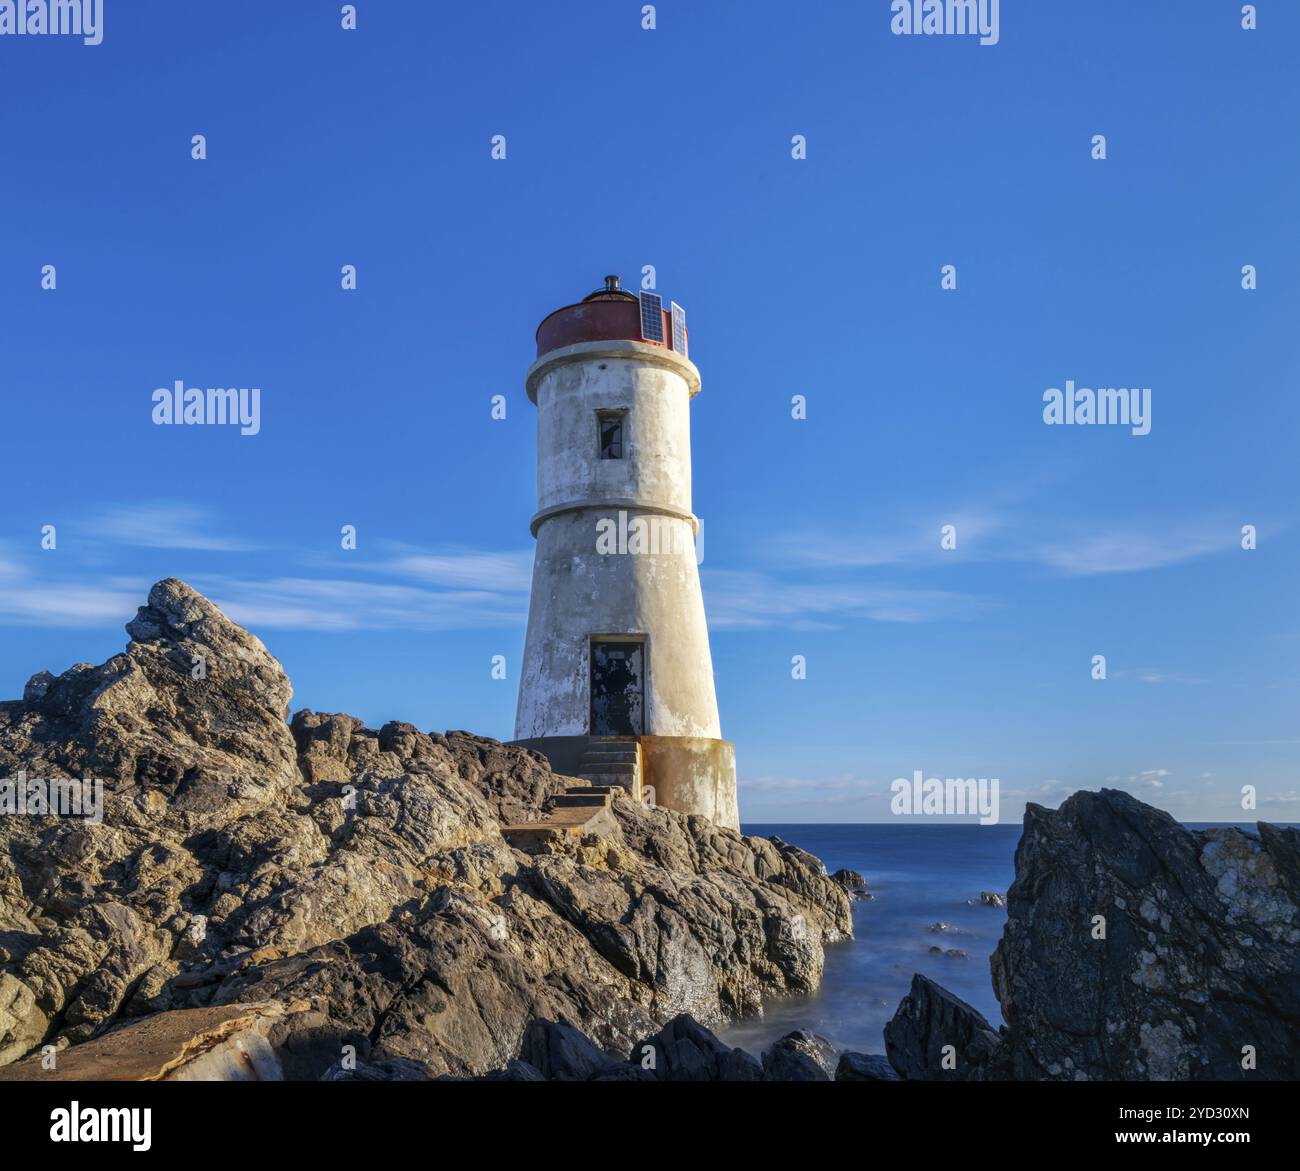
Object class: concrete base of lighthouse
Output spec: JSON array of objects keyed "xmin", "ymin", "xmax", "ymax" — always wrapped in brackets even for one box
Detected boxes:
[{"xmin": 512, "ymin": 734, "xmax": 739, "ymax": 831}]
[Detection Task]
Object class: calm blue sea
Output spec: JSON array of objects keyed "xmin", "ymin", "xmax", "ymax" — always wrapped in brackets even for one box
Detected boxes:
[
  {"xmin": 718, "ymin": 823, "xmax": 1019, "ymax": 1056},
  {"xmin": 720, "ymin": 821, "xmax": 1283, "ymax": 1058}
]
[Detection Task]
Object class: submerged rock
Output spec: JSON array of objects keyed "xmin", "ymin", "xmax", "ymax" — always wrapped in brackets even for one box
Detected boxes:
[{"xmin": 0, "ymin": 580, "xmax": 852, "ymax": 1079}]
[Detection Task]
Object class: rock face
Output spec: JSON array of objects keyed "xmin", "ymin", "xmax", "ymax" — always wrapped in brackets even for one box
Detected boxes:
[
  {"xmin": 886, "ymin": 789, "xmax": 1300, "ymax": 1081},
  {"xmin": 992, "ymin": 790, "xmax": 1300, "ymax": 1081},
  {"xmin": 0, "ymin": 580, "xmax": 851, "ymax": 1079}
]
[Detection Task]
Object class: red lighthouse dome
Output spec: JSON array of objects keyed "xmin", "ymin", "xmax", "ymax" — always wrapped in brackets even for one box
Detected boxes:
[{"xmin": 534, "ymin": 275, "xmax": 687, "ymax": 358}]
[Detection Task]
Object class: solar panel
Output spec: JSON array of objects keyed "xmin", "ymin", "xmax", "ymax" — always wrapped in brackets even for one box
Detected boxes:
[
  {"xmin": 670, "ymin": 301, "xmax": 687, "ymax": 358},
  {"xmin": 638, "ymin": 291, "xmax": 664, "ymax": 343}
]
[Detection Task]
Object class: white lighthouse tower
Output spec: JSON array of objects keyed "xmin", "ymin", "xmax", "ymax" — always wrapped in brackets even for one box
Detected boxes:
[{"xmin": 512, "ymin": 276, "xmax": 739, "ymax": 830}]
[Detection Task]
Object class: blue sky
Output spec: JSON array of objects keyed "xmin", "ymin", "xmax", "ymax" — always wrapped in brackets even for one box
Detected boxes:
[{"xmin": 1, "ymin": 1, "xmax": 1296, "ymax": 822}]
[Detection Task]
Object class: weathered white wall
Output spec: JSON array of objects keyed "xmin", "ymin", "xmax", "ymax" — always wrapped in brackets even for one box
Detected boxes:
[
  {"xmin": 514, "ymin": 340, "xmax": 723, "ymax": 743},
  {"xmin": 532, "ymin": 346, "xmax": 694, "ymax": 519}
]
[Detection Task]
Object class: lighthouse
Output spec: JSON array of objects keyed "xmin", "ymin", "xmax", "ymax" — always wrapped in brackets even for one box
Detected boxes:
[{"xmin": 512, "ymin": 276, "xmax": 739, "ymax": 830}]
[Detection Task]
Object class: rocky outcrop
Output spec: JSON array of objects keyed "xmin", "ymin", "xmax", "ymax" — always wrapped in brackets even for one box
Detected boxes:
[
  {"xmin": 0, "ymin": 580, "xmax": 851, "ymax": 1080},
  {"xmin": 886, "ymin": 789, "xmax": 1300, "ymax": 1081},
  {"xmin": 991, "ymin": 790, "xmax": 1300, "ymax": 1081},
  {"xmin": 831, "ymin": 868, "xmax": 867, "ymax": 896},
  {"xmin": 884, "ymin": 974, "xmax": 1004, "ymax": 1080}
]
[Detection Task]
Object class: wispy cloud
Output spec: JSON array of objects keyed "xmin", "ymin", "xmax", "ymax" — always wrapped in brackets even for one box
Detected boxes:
[
  {"xmin": 95, "ymin": 506, "xmax": 259, "ymax": 552},
  {"xmin": 206, "ymin": 575, "xmax": 527, "ymax": 632},
  {"xmin": 703, "ymin": 569, "xmax": 995, "ymax": 629},
  {"xmin": 381, "ymin": 549, "xmax": 533, "ymax": 592},
  {"xmin": 1105, "ymin": 768, "xmax": 1171, "ymax": 790},
  {"xmin": 767, "ymin": 510, "xmax": 1262, "ymax": 579},
  {"xmin": 768, "ymin": 510, "xmax": 1005, "ymax": 570},
  {"xmin": 1035, "ymin": 524, "xmax": 1238, "ymax": 577},
  {"xmin": 0, "ymin": 568, "xmax": 146, "ymax": 627},
  {"xmin": 0, "ymin": 526, "xmax": 534, "ymax": 632}
]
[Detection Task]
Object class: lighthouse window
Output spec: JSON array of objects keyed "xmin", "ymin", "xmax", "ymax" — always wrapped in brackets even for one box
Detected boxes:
[{"xmin": 598, "ymin": 411, "xmax": 625, "ymax": 460}]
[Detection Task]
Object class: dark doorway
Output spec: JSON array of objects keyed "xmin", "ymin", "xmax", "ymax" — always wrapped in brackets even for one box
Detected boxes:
[{"xmin": 590, "ymin": 641, "xmax": 644, "ymax": 736}]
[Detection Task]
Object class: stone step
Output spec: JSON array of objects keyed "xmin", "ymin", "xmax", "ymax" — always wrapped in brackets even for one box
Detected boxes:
[
  {"xmin": 579, "ymin": 753, "xmax": 639, "ymax": 767},
  {"xmin": 552, "ymin": 793, "xmax": 613, "ymax": 809},
  {"xmin": 580, "ymin": 776, "xmax": 636, "ymax": 794},
  {"xmin": 578, "ymin": 760, "xmax": 637, "ymax": 775},
  {"xmin": 501, "ymin": 799, "xmax": 620, "ymax": 852}
]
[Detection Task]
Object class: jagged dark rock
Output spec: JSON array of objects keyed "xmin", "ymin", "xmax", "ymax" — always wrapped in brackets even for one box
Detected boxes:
[
  {"xmin": 884, "ymin": 974, "xmax": 1004, "ymax": 1081},
  {"xmin": 628, "ymin": 1012, "xmax": 762, "ymax": 1081},
  {"xmin": 991, "ymin": 789, "xmax": 1300, "ymax": 1080},
  {"xmin": 517, "ymin": 1018, "xmax": 619, "ymax": 1081},
  {"xmin": 760, "ymin": 1029, "xmax": 837, "ymax": 1081},
  {"xmin": 0, "ymin": 580, "xmax": 852, "ymax": 1078}
]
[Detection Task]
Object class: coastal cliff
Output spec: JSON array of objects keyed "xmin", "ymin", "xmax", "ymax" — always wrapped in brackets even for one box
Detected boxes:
[{"xmin": 0, "ymin": 579, "xmax": 850, "ymax": 1078}]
